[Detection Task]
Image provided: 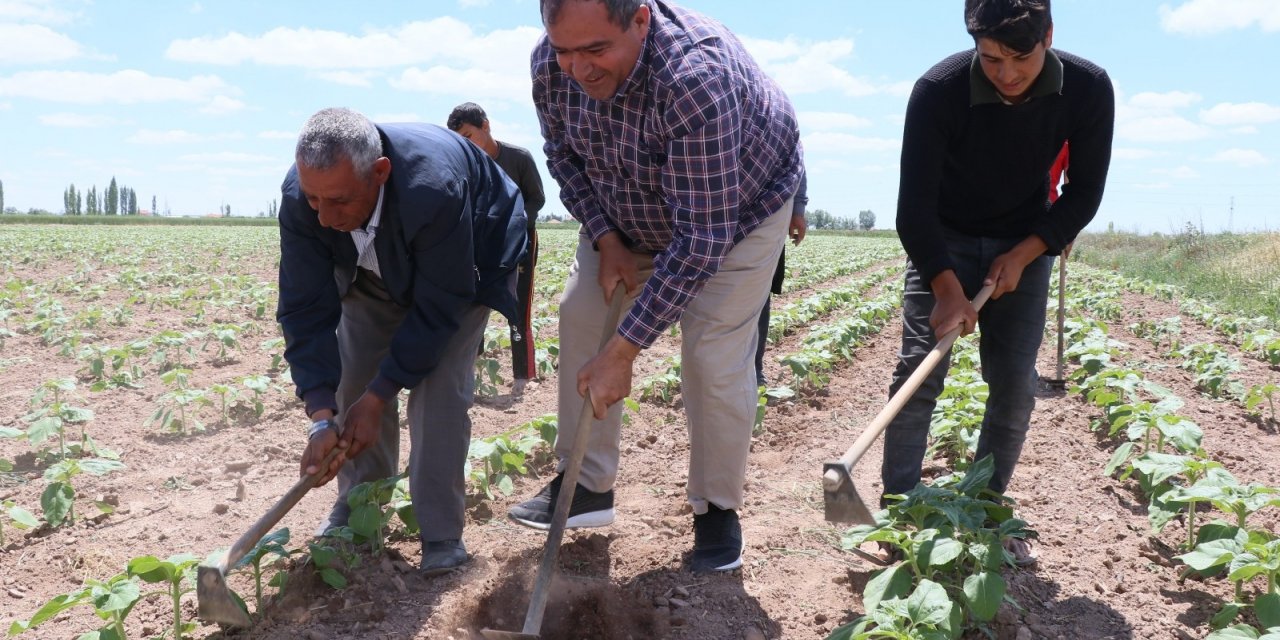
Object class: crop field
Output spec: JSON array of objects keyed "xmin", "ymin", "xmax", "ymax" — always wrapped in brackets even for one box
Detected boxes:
[{"xmin": 1, "ymin": 224, "xmax": 1278, "ymax": 640}]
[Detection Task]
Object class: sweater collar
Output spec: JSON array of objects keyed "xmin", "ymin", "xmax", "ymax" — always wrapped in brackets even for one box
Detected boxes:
[{"xmin": 969, "ymin": 48, "xmax": 1063, "ymax": 106}]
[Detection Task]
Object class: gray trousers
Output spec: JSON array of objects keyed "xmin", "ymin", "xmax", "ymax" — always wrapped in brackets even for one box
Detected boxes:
[
  {"xmin": 881, "ymin": 231, "xmax": 1053, "ymax": 496},
  {"xmin": 328, "ymin": 268, "xmax": 489, "ymax": 543},
  {"xmin": 555, "ymin": 200, "xmax": 791, "ymax": 515}
]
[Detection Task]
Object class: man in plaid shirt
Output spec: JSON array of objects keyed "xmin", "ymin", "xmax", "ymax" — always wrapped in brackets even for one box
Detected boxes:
[{"xmin": 508, "ymin": 0, "xmax": 803, "ymax": 572}]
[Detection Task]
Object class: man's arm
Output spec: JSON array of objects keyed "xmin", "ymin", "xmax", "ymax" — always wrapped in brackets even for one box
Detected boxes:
[
  {"xmin": 896, "ymin": 76, "xmax": 957, "ymax": 286},
  {"xmin": 1034, "ymin": 70, "xmax": 1115, "ymax": 250},
  {"xmin": 531, "ymin": 40, "xmax": 615, "ymax": 242},
  {"xmin": 514, "ymin": 147, "xmax": 546, "ymax": 220},
  {"xmin": 276, "ymin": 173, "xmax": 344, "ymax": 418}
]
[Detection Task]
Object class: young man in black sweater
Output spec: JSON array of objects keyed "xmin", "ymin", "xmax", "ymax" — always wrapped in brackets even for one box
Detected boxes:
[{"xmin": 884, "ymin": 0, "xmax": 1114, "ymax": 565}]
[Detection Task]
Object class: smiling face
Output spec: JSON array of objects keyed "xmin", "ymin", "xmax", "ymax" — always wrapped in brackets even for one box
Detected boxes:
[
  {"xmin": 545, "ymin": 0, "xmax": 650, "ymax": 101},
  {"xmin": 296, "ymin": 155, "xmax": 390, "ymax": 233},
  {"xmin": 975, "ymin": 27, "xmax": 1052, "ymax": 105}
]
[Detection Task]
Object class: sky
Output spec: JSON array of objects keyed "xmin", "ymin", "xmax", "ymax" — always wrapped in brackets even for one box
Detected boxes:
[{"xmin": 1, "ymin": 0, "xmax": 1278, "ymax": 233}]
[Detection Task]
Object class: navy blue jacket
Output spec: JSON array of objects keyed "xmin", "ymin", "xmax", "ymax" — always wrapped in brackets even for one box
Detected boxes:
[{"xmin": 277, "ymin": 122, "xmax": 528, "ymax": 416}]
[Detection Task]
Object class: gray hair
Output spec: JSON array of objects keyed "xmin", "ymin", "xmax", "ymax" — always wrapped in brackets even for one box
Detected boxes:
[
  {"xmin": 295, "ymin": 107, "xmax": 383, "ymax": 178},
  {"xmin": 541, "ymin": 0, "xmax": 643, "ymax": 29}
]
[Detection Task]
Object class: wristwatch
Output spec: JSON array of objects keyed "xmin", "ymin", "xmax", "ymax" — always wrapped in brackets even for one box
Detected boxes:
[{"xmin": 308, "ymin": 418, "xmax": 336, "ymax": 440}]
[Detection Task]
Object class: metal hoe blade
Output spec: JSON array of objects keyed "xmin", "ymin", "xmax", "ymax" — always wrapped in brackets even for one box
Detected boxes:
[
  {"xmin": 479, "ymin": 630, "xmax": 540, "ymax": 640},
  {"xmin": 197, "ymin": 564, "xmax": 251, "ymax": 627}
]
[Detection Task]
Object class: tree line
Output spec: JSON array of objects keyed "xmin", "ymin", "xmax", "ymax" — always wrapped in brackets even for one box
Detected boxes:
[
  {"xmin": 808, "ymin": 208, "xmax": 876, "ymax": 231},
  {"xmin": 61, "ymin": 178, "xmax": 143, "ymax": 216}
]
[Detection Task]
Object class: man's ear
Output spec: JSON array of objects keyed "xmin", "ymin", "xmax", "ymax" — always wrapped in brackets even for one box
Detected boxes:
[{"xmin": 372, "ymin": 156, "xmax": 392, "ymax": 186}]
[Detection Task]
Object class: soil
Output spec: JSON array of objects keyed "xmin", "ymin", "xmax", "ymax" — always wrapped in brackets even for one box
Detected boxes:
[{"xmin": 2, "ymin": 229, "xmax": 1278, "ymax": 640}]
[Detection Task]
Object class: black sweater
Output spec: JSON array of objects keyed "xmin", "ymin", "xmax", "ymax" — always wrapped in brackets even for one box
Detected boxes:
[{"xmin": 896, "ymin": 49, "xmax": 1114, "ymax": 283}]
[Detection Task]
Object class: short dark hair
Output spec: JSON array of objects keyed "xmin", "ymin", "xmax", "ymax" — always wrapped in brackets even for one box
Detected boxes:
[
  {"xmin": 540, "ymin": 0, "xmax": 644, "ymax": 29},
  {"xmin": 447, "ymin": 102, "xmax": 487, "ymax": 132},
  {"xmin": 965, "ymin": 0, "xmax": 1052, "ymax": 54}
]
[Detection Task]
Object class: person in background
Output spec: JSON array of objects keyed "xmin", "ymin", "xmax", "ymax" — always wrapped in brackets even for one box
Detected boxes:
[
  {"xmin": 447, "ymin": 102, "xmax": 548, "ymax": 396},
  {"xmin": 278, "ymin": 107, "xmax": 527, "ymax": 576},
  {"xmin": 508, "ymin": 0, "xmax": 803, "ymax": 573},
  {"xmin": 885, "ymin": 0, "xmax": 1114, "ymax": 565},
  {"xmin": 754, "ymin": 170, "xmax": 808, "ymax": 387}
]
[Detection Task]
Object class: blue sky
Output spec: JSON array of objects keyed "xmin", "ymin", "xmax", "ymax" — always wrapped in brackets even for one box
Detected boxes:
[{"xmin": 1, "ymin": 0, "xmax": 1277, "ymax": 232}]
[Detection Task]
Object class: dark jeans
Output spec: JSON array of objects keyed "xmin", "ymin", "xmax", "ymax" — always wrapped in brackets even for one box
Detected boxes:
[
  {"xmin": 881, "ymin": 232, "xmax": 1053, "ymax": 496},
  {"xmin": 510, "ymin": 228, "xmax": 538, "ymax": 380}
]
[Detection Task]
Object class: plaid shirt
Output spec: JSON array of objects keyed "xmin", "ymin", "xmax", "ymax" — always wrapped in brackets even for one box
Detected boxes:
[{"xmin": 532, "ymin": 0, "xmax": 802, "ymax": 348}]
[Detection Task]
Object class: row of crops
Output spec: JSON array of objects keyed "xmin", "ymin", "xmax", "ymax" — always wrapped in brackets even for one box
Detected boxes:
[{"xmin": 0, "ymin": 225, "xmax": 907, "ymax": 637}]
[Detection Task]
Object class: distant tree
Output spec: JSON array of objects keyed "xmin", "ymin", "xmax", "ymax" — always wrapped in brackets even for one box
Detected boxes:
[
  {"xmin": 76, "ymin": 190, "xmax": 83, "ymax": 216},
  {"xmin": 858, "ymin": 210, "xmax": 876, "ymax": 231},
  {"xmin": 0, "ymin": 179, "xmax": 4, "ymax": 214},
  {"xmin": 86, "ymin": 186, "xmax": 99, "ymax": 215},
  {"xmin": 128, "ymin": 188, "xmax": 138, "ymax": 215},
  {"xmin": 224, "ymin": 203, "xmax": 231, "ymax": 218},
  {"xmin": 64, "ymin": 184, "xmax": 78, "ymax": 215},
  {"xmin": 105, "ymin": 177, "xmax": 119, "ymax": 215},
  {"xmin": 268, "ymin": 199, "xmax": 278, "ymax": 218},
  {"xmin": 151, "ymin": 195, "xmax": 157, "ymax": 216},
  {"xmin": 808, "ymin": 208, "xmax": 833, "ymax": 229}
]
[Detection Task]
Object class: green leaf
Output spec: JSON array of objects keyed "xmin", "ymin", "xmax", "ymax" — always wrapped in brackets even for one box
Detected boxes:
[
  {"xmin": 348, "ymin": 504, "xmax": 381, "ymax": 540},
  {"xmin": 1205, "ymin": 625, "xmax": 1261, "ymax": 640},
  {"xmin": 921, "ymin": 537, "xmax": 964, "ymax": 568},
  {"xmin": 25, "ymin": 416, "xmax": 61, "ymax": 445},
  {"xmin": 905, "ymin": 579, "xmax": 953, "ymax": 627},
  {"xmin": 1258, "ymin": 593, "xmax": 1280, "ymax": 631},
  {"xmin": 1104, "ymin": 442, "xmax": 1136, "ymax": 477},
  {"xmin": 40, "ymin": 482, "xmax": 74, "ymax": 527},
  {"xmin": 319, "ymin": 567, "xmax": 347, "ymax": 589},
  {"xmin": 1210, "ymin": 602, "xmax": 1242, "ymax": 630},
  {"xmin": 1179, "ymin": 539, "xmax": 1243, "ymax": 572},
  {"xmin": 8, "ymin": 505, "xmax": 40, "ymax": 529},
  {"xmin": 127, "ymin": 556, "xmax": 174, "ymax": 583},
  {"xmin": 962, "ymin": 571, "xmax": 1005, "ymax": 622},
  {"xmin": 90, "ymin": 578, "xmax": 140, "ymax": 613},
  {"xmin": 20, "ymin": 590, "xmax": 88, "ymax": 630},
  {"xmin": 862, "ymin": 563, "xmax": 912, "ymax": 613},
  {"xmin": 0, "ymin": 426, "xmax": 22, "ymax": 439}
]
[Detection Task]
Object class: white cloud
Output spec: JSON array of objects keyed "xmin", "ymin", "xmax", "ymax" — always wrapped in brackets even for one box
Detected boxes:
[
  {"xmin": 797, "ymin": 111, "xmax": 872, "ymax": 131},
  {"xmin": 0, "ymin": 0, "xmax": 79, "ymax": 24},
  {"xmin": 38, "ymin": 113, "xmax": 120, "ymax": 127},
  {"xmin": 1112, "ymin": 147, "xmax": 1161, "ymax": 161},
  {"xmin": 741, "ymin": 36, "xmax": 884, "ymax": 98},
  {"xmin": 165, "ymin": 19, "xmax": 542, "ymax": 72},
  {"xmin": 459, "ymin": 0, "xmax": 492, "ymax": 6},
  {"xmin": 0, "ymin": 70, "xmax": 238, "ymax": 105},
  {"xmin": 1116, "ymin": 92, "xmax": 1211, "ymax": 143},
  {"xmin": 392, "ymin": 66, "xmax": 531, "ymax": 103},
  {"xmin": 371, "ymin": 112, "xmax": 423, "ymax": 123},
  {"xmin": 189, "ymin": 2, "xmax": 203, "ymax": 13},
  {"xmin": 1129, "ymin": 91, "xmax": 1201, "ymax": 110},
  {"xmin": 199, "ymin": 95, "xmax": 246, "ymax": 115},
  {"xmin": 801, "ymin": 131, "xmax": 899, "ymax": 154},
  {"xmin": 1208, "ymin": 148, "xmax": 1268, "ymax": 167},
  {"xmin": 1159, "ymin": 0, "xmax": 1280, "ymax": 35},
  {"xmin": 178, "ymin": 152, "xmax": 275, "ymax": 164},
  {"xmin": 0, "ymin": 101, "xmax": 11, "ymax": 110},
  {"xmin": 1152, "ymin": 165, "xmax": 1200, "ymax": 179},
  {"xmin": 126, "ymin": 129, "xmax": 244, "ymax": 145},
  {"xmin": 0, "ymin": 24, "xmax": 84, "ymax": 65},
  {"xmin": 259, "ymin": 130, "xmax": 296, "ymax": 140},
  {"xmin": 311, "ymin": 70, "xmax": 379, "ymax": 88},
  {"xmin": 1199, "ymin": 102, "xmax": 1280, "ymax": 126}
]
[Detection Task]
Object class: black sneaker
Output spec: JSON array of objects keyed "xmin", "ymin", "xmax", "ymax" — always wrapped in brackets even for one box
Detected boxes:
[
  {"xmin": 508, "ymin": 472, "xmax": 615, "ymax": 530},
  {"xmin": 690, "ymin": 504, "xmax": 743, "ymax": 572}
]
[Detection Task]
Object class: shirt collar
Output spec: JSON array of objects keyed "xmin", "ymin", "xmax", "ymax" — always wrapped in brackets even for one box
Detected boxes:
[
  {"xmin": 363, "ymin": 184, "xmax": 385, "ymax": 232},
  {"xmin": 969, "ymin": 47, "xmax": 1064, "ymax": 106}
]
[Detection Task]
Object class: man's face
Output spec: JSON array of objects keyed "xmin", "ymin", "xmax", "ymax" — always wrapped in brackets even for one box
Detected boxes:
[
  {"xmin": 454, "ymin": 122, "xmax": 499, "ymax": 158},
  {"xmin": 546, "ymin": 0, "xmax": 650, "ymax": 101},
  {"xmin": 976, "ymin": 27, "xmax": 1053, "ymax": 105},
  {"xmin": 296, "ymin": 155, "xmax": 390, "ymax": 232}
]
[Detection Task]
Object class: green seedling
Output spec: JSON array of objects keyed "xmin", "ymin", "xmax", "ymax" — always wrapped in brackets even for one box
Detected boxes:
[
  {"xmin": 1204, "ymin": 623, "xmax": 1280, "ymax": 640},
  {"xmin": 41, "ymin": 457, "xmax": 124, "ymax": 527},
  {"xmin": 1, "ymin": 499, "xmax": 40, "ymax": 546},
  {"xmin": 466, "ymin": 416, "xmax": 556, "ymax": 500},
  {"xmin": 336, "ymin": 476, "xmax": 415, "ymax": 555},
  {"xmin": 7, "ymin": 571, "xmax": 142, "ymax": 639},
  {"xmin": 639, "ymin": 356, "xmax": 682, "ymax": 404},
  {"xmin": 232, "ymin": 528, "xmax": 293, "ymax": 614},
  {"xmin": 147, "ymin": 368, "xmax": 211, "ymax": 435},
  {"xmin": 304, "ymin": 539, "xmax": 360, "ymax": 590},
  {"xmin": 1245, "ymin": 383, "xmax": 1278, "ymax": 427},
  {"xmin": 127, "ymin": 553, "xmax": 201, "ymax": 640},
  {"xmin": 474, "ymin": 356, "xmax": 503, "ymax": 396},
  {"xmin": 827, "ymin": 578, "xmax": 962, "ymax": 640},
  {"xmin": 22, "ymin": 377, "xmax": 100, "ymax": 462},
  {"xmin": 240, "ymin": 374, "xmax": 271, "ymax": 418}
]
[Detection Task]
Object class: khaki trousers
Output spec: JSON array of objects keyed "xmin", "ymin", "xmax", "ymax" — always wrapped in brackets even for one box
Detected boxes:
[{"xmin": 555, "ymin": 200, "xmax": 791, "ymax": 514}]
